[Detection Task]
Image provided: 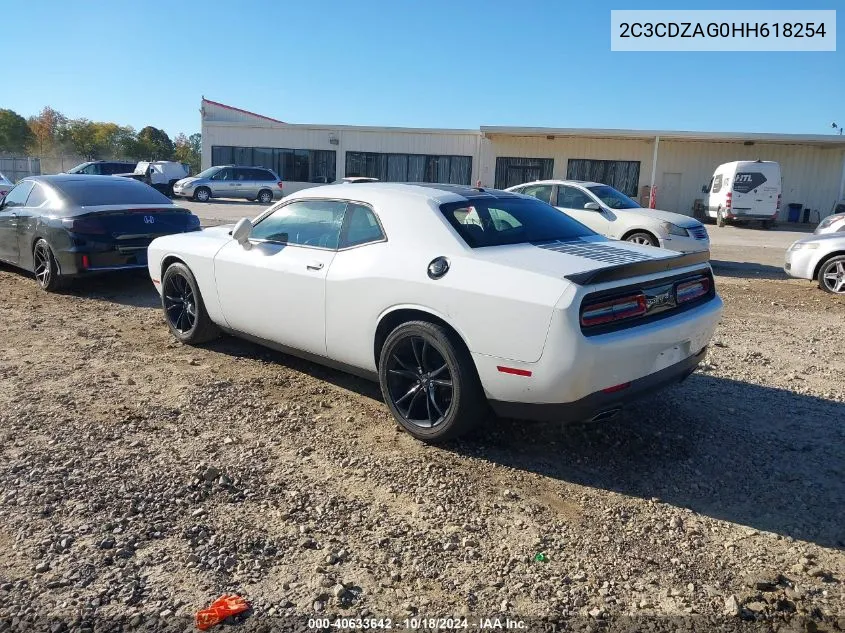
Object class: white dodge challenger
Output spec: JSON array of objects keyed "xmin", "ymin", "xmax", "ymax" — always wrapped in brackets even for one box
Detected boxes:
[{"xmin": 147, "ymin": 183, "xmax": 722, "ymax": 441}]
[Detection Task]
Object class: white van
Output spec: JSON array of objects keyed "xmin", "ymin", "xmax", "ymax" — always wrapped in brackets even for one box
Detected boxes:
[{"xmin": 702, "ymin": 160, "xmax": 781, "ymax": 229}]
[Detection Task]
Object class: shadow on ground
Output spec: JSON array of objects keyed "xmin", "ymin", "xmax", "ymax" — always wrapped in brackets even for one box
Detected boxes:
[
  {"xmin": 199, "ymin": 330, "xmax": 845, "ymax": 549},
  {"xmin": 711, "ymin": 260, "xmax": 789, "ymax": 280}
]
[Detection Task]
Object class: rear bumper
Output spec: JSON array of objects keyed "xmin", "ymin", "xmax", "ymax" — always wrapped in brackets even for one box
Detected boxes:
[
  {"xmin": 490, "ymin": 346, "xmax": 705, "ymax": 422},
  {"xmin": 55, "ymin": 247, "xmax": 149, "ymax": 276}
]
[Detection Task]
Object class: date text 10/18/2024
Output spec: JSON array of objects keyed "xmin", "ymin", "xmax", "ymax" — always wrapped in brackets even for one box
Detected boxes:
[{"xmin": 307, "ymin": 617, "xmax": 528, "ymax": 630}]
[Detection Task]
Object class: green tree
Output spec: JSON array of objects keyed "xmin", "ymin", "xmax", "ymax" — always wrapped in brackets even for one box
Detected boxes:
[
  {"xmin": 0, "ymin": 109, "xmax": 36, "ymax": 154},
  {"xmin": 174, "ymin": 132, "xmax": 201, "ymax": 173},
  {"xmin": 60, "ymin": 119, "xmax": 101, "ymax": 159},
  {"xmin": 137, "ymin": 126, "xmax": 174, "ymax": 160},
  {"xmin": 27, "ymin": 106, "xmax": 67, "ymax": 156}
]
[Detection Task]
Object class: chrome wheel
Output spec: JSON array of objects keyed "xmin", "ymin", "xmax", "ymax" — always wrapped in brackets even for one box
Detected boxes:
[
  {"xmin": 163, "ymin": 272, "xmax": 197, "ymax": 333},
  {"xmin": 626, "ymin": 232, "xmax": 657, "ymax": 246},
  {"xmin": 822, "ymin": 260, "xmax": 845, "ymax": 294},
  {"xmin": 33, "ymin": 242, "xmax": 52, "ymax": 288},
  {"xmin": 385, "ymin": 335, "xmax": 453, "ymax": 428},
  {"xmin": 258, "ymin": 190, "xmax": 273, "ymax": 204},
  {"xmin": 195, "ymin": 188, "xmax": 210, "ymax": 202}
]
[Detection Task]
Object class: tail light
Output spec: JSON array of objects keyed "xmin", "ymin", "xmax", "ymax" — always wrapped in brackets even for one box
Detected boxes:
[
  {"xmin": 676, "ymin": 277, "xmax": 710, "ymax": 304},
  {"xmin": 581, "ymin": 293, "xmax": 647, "ymax": 327},
  {"xmin": 277, "ymin": 181, "xmax": 284, "ymax": 190},
  {"xmin": 725, "ymin": 192, "xmax": 732, "ymax": 210},
  {"xmin": 81, "ymin": 255, "xmax": 90, "ymax": 269},
  {"xmin": 62, "ymin": 217, "xmax": 106, "ymax": 234}
]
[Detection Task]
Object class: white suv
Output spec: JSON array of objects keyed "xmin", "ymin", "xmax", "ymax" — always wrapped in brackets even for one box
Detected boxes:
[{"xmin": 508, "ymin": 180, "xmax": 710, "ymax": 254}]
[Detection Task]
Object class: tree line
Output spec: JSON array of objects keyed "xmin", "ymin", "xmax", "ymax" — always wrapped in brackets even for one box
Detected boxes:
[{"xmin": 0, "ymin": 106, "xmax": 200, "ymax": 172}]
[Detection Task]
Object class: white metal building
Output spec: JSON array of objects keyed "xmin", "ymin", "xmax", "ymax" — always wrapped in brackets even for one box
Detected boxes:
[{"xmin": 201, "ymin": 98, "xmax": 845, "ymax": 220}]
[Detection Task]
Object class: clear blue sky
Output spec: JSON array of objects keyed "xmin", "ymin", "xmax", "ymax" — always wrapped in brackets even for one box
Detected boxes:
[{"xmin": 3, "ymin": 0, "xmax": 841, "ymax": 137}]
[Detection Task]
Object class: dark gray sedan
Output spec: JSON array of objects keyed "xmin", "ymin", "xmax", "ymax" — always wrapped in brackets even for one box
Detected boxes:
[{"xmin": 0, "ymin": 175, "xmax": 200, "ymax": 291}]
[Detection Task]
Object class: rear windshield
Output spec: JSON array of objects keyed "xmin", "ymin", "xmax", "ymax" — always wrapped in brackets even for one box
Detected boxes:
[
  {"xmin": 439, "ymin": 196, "xmax": 595, "ymax": 248},
  {"xmin": 55, "ymin": 179, "xmax": 172, "ymax": 206}
]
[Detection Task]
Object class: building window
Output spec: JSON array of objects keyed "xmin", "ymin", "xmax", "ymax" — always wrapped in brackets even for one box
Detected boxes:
[
  {"xmin": 345, "ymin": 152, "xmax": 472, "ymax": 185},
  {"xmin": 566, "ymin": 159, "xmax": 641, "ymax": 198},
  {"xmin": 211, "ymin": 146, "xmax": 336, "ymax": 183},
  {"xmin": 494, "ymin": 157, "xmax": 554, "ymax": 189}
]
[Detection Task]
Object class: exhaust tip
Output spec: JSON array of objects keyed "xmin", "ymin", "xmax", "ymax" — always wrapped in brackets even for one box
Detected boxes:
[{"xmin": 589, "ymin": 408, "xmax": 622, "ymax": 423}]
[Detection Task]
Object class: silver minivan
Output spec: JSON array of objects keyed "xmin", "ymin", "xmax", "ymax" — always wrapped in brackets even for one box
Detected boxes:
[{"xmin": 173, "ymin": 165, "xmax": 283, "ymax": 203}]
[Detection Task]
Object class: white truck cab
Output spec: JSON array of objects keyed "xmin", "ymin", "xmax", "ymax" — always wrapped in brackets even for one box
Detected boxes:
[{"xmin": 702, "ymin": 160, "xmax": 781, "ymax": 229}]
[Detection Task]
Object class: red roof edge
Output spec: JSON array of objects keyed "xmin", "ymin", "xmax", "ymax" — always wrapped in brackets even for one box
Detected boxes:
[{"xmin": 202, "ymin": 98, "xmax": 286, "ymax": 124}]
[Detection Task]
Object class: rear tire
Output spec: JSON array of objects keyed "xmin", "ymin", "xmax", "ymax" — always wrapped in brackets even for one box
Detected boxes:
[
  {"xmin": 193, "ymin": 187, "xmax": 211, "ymax": 202},
  {"xmin": 32, "ymin": 239, "xmax": 66, "ymax": 292},
  {"xmin": 257, "ymin": 189, "xmax": 273, "ymax": 204},
  {"xmin": 161, "ymin": 263, "xmax": 220, "ymax": 343},
  {"xmin": 378, "ymin": 321, "xmax": 487, "ymax": 442},
  {"xmin": 717, "ymin": 208, "xmax": 726, "ymax": 227},
  {"xmin": 761, "ymin": 220, "xmax": 772, "ymax": 230},
  {"xmin": 818, "ymin": 255, "xmax": 845, "ymax": 295},
  {"xmin": 625, "ymin": 231, "xmax": 658, "ymax": 247}
]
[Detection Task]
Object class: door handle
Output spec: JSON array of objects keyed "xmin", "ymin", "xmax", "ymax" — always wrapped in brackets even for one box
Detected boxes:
[{"xmin": 306, "ymin": 261, "xmax": 324, "ymax": 271}]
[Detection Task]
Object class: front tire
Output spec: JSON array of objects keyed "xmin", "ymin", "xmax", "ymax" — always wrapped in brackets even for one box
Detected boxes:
[
  {"xmin": 161, "ymin": 263, "xmax": 220, "ymax": 343},
  {"xmin": 378, "ymin": 321, "xmax": 487, "ymax": 442},
  {"xmin": 257, "ymin": 189, "xmax": 273, "ymax": 204},
  {"xmin": 32, "ymin": 239, "xmax": 66, "ymax": 292},
  {"xmin": 193, "ymin": 187, "xmax": 211, "ymax": 202},
  {"xmin": 625, "ymin": 231, "xmax": 658, "ymax": 247},
  {"xmin": 818, "ymin": 255, "xmax": 845, "ymax": 294}
]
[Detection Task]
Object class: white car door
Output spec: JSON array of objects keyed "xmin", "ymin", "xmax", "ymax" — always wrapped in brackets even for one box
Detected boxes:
[
  {"xmin": 213, "ymin": 199, "xmax": 347, "ymax": 356},
  {"xmin": 555, "ymin": 185, "xmax": 612, "ymax": 235}
]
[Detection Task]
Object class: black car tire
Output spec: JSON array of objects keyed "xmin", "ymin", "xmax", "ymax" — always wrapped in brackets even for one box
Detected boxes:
[
  {"xmin": 818, "ymin": 255, "xmax": 845, "ymax": 295},
  {"xmin": 193, "ymin": 187, "xmax": 211, "ymax": 202},
  {"xmin": 257, "ymin": 189, "xmax": 273, "ymax": 204},
  {"xmin": 32, "ymin": 239, "xmax": 66, "ymax": 292},
  {"xmin": 378, "ymin": 320, "xmax": 487, "ymax": 442},
  {"xmin": 717, "ymin": 208, "xmax": 726, "ymax": 227},
  {"xmin": 161, "ymin": 263, "xmax": 220, "ymax": 343}
]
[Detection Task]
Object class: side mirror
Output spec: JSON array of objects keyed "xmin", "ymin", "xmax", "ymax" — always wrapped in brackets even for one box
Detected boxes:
[
  {"xmin": 231, "ymin": 217, "xmax": 253, "ymax": 247},
  {"xmin": 584, "ymin": 202, "xmax": 601, "ymax": 211}
]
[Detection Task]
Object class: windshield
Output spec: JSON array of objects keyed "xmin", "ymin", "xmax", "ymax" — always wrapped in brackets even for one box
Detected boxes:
[
  {"xmin": 439, "ymin": 196, "xmax": 595, "ymax": 248},
  {"xmin": 66, "ymin": 163, "xmax": 92, "ymax": 174},
  {"xmin": 194, "ymin": 166, "xmax": 222, "ymax": 179},
  {"xmin": 586, "ymin": 185, "xmax": 640, "ymax": 209}
]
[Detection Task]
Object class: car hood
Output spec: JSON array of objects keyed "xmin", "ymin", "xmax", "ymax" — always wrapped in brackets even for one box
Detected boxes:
[
  {"xmin": 613, "ymin": 207, "xmax": 702, "ymax": 227},
  {"xmin": 792, "ymin": 233, "xmax": 845, "ymax": 248},
  {"xmin": 468, "ymin": 235, "xmax": 682, "ymax": 282},
  {"xmin": 177, "ymin": 177, "xmax": 200, "ymax": 187}
]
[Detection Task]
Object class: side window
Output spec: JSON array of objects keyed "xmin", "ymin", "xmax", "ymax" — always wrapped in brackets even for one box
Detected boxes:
[
  {"xmin": 340, "ymin": 203, "xmax": 385, "ymax": 248},
  {"xmin": 211, "ymin": 168, "xmax": 231, "ymax": 181},
  {"xmin": 235, "ymin": 168, "xmax": 250, "ymax": 181},
  {"xmin": 711, "ymin": 174, "xmax": 723, "ymax": 193},
  {"xmin": 256, "ymin": 169, "xmax": 275, "ymax": 181},
  {"xmin": 2, "ymin": 181, "xmax": 35, "ymax": 208},
  {"xmin": 521, "ymin": 184, "xmax": 552, "ymax": 204},
  {"xmin": 557, "ymin": 186, "xmax": 592, "ymax": 209},
  {"xmin": 251, "ymin": 200, "xmax": 347, "ymax": 249},
  {"xmin": 25, "ymin": 183, "xmax": 48, "ymax": 208}
]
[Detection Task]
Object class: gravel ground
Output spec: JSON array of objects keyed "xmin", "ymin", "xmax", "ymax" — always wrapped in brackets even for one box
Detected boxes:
[{"xmin": 0, "ymin": 264, "xmax": 843, "ymax": 633}]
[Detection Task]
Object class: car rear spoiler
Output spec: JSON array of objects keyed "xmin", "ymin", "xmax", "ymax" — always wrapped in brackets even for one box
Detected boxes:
[{"xmin": 565, "ymin": 251, "xmax": 711, "ymax": 285}]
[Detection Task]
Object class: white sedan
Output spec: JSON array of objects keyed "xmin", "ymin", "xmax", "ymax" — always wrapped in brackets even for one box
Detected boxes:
[
  {"xmin": 507, "ymin": 180, "xmax": 710, "ymax": 253},
  {"xmin": 147, "ymin": 183, "xmax": 722, "ymax": 441}
]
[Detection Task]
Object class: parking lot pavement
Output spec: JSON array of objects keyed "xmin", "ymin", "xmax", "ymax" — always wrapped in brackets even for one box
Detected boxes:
[{"xmin": 179, "ymin": 197, "xmax": 812, "ymax": 272}]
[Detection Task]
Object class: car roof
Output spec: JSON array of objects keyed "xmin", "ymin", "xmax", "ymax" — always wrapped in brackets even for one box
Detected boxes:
[
  {"xmin": 513, "ymin": 179, "xmax": 604, "ymax": 188},
  {"xmin": 290, "ymin": 182, "xmax": 523, "ymax": 204}
]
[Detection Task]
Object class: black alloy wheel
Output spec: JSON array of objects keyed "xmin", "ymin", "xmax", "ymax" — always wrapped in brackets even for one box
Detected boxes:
[
  {"xmin": 379, "ymin": 321, "xmax": 487, "ymax": 442},
  {"xmin": 160, "ymin": 263, "xmax": 220, "ymax": 343}
]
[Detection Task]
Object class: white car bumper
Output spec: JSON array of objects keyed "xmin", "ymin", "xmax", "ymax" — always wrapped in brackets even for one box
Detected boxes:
[
  {"xmin": 784, "ymin": 247, "xmax": 817, "ymax": 280},
  {"xmin": 659, "ymin": 235, "xmax": 710, "ymax": 254},
  {"xmin": 473, "ymin": 290, "xmax": 723, "ymax": 422}
]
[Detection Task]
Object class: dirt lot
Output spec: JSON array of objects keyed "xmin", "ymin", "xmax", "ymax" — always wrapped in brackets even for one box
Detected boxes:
[{"xmin": 0, "ymin": 258, "xmax": 843, "ymax": 631}]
